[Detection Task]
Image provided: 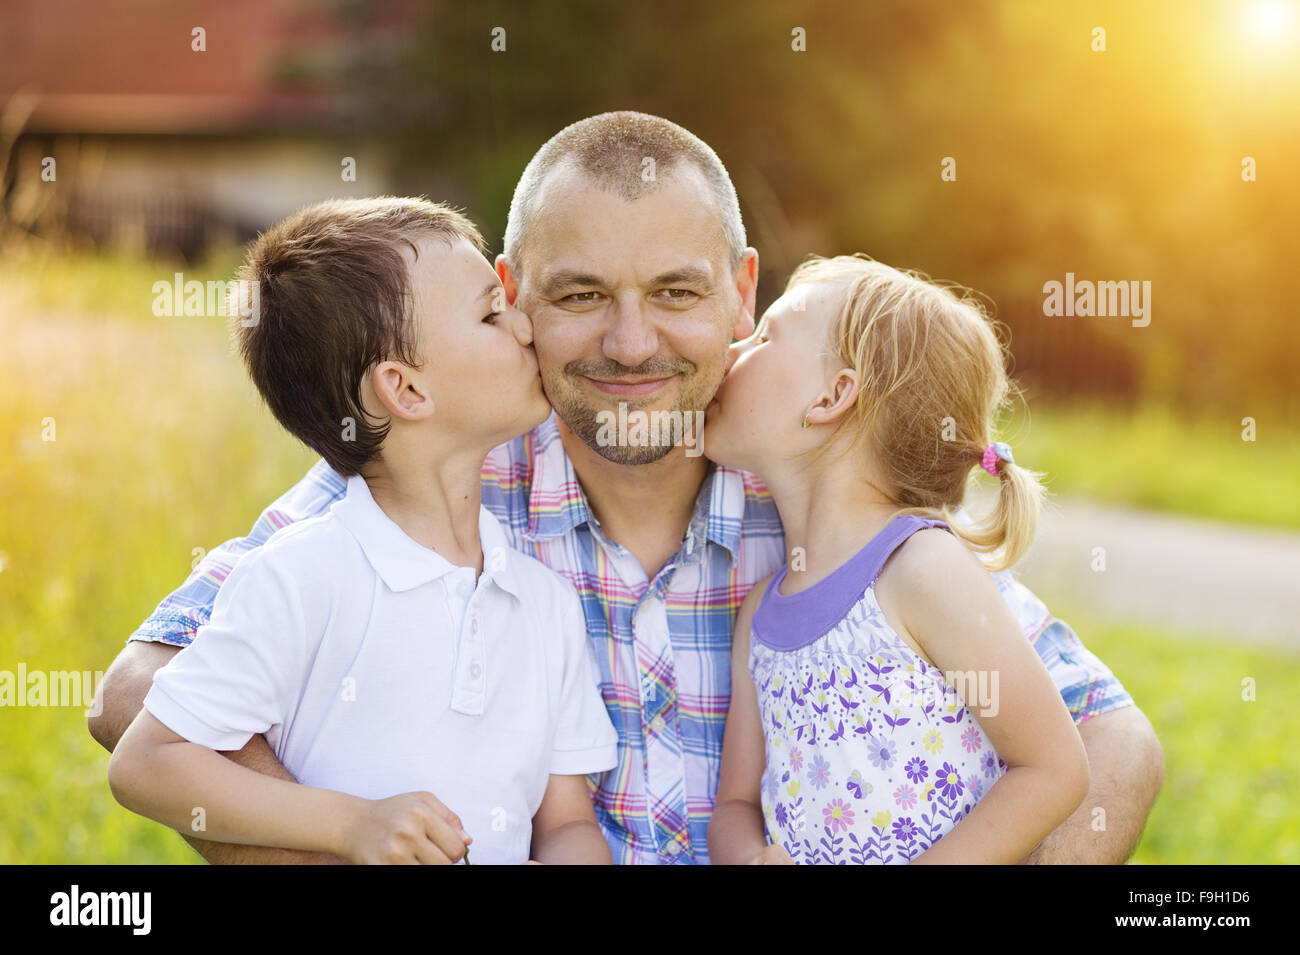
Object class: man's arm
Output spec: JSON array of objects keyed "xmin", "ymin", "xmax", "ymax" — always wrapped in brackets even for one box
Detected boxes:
[
  {"xmin": 1019, "ymin": 705, "xmax": 1164, "ymax": 864},
  {"xmin": 89, "ymin": 640, "xmax": 347, "ymax": 864}
]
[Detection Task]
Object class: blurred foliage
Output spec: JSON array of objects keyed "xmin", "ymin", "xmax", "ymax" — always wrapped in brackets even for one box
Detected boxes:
[
  {"xmin": 1004, "ymin": 400, "xmax": 1300, "ymax": 530},
  {"xmin": 323, "ymin": 0, "xmax": 1300, "ymax": 417}
]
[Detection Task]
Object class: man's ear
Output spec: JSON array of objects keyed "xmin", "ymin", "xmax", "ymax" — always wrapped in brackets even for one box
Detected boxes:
[
  {"xmin": 731, "ymin": 247, "xmax": 759, "ymax": 341},
  {"xmin": 805, "ymin": 367, "xmax": 859, "ymax": 427},
  {"xmin": 495, "ymin": 254, "xmax": 520, "ymax": 306},
  {"xmin": 369, "ymin": 360, "xmax": 435, "ymax": 421}
]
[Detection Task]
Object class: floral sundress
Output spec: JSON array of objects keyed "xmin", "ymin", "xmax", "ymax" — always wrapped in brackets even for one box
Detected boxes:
[{"xmin": 748, "ymin": 516, "xmax": 1007, "ymax": 864}]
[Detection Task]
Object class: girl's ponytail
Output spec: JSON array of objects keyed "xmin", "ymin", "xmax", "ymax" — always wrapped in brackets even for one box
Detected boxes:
[{"xmin": 948, "ymin": 451, "xmax": 1045, "ymax": 573}]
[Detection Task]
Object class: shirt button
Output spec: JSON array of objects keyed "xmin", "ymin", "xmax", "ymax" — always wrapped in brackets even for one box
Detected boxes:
[
  {"xmin": 470, "ymin": 617, "xmax": 479, "ymax": 634},
  {"xmin": 649, "ymin": 714, "xmax": 666, "ymax": 734},
  {"xmin": 665, "ymin": 841, "xmax": 682, "ymax": 857},
  {"xmin": 469, "ymin": 663, "xmax": 482, "ymax": 680}
]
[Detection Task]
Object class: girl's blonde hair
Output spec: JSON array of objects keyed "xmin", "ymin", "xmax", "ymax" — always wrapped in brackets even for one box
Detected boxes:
[{"xmin": 789, "ymin": 254, "xmax": 1043, "ymax": 572}]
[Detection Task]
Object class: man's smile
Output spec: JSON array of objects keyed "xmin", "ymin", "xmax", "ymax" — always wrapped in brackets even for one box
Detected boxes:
[{"xmin": 581, "ymin": 374, "xmax": 675, "ymax": 397}]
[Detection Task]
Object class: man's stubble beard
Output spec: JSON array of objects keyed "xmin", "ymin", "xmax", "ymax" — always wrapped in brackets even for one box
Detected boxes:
[{"xmin": 542, "ymin": 361, "xmax": 722, "ymax": 466}]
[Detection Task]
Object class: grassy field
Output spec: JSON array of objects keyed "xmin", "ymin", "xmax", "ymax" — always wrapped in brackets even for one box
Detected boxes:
[
  {"xmin": 0, "ymin": 244, "xmax": 313, "ymax": 864},
  {"xmin": 1, "ymin": 245, "xmax": 1296, "ymax": 863},
  {"xmin": 1003, "ymin": 401, "xmax": 1300, "ymax": 531},
  {"xmin": 1060, "ymin": 613, "xmax": 1299, "ymax": 864}
]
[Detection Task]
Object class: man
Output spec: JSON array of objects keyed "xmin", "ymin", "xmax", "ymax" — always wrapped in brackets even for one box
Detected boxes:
[{"xmin": 89, "ymin": 111, "xmax": 1163, "ymax": 864}]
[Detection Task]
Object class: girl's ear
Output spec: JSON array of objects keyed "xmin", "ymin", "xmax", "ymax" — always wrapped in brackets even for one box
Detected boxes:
[
  {"xmin": 369, "ymin": 360, "xmax": 435, "ymax": 421},
  {"xmin": 805, "ymin": 367, "xmax": 859, "ymax": 427}
]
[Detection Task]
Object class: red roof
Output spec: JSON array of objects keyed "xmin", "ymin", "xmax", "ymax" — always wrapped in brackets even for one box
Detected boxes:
[{"xmin": 0, "ymin": 0, "xmax": 412, "ymax": 133}]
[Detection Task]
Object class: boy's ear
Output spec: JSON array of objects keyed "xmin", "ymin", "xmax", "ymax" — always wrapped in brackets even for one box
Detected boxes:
[
  {"xmin": 369, "ymin": 360, "xmax": 435, "ymax": 421},
  {"xmin": 731, "ymin": 247, "xmax": 759, "ymax": 341},
  {"xmin": 805, "ymin": 367, "xmax": 859, "ymax": 427},
  {"xmin": 495, "ymin": 254, "xmax": 520, "ymax": 306}
]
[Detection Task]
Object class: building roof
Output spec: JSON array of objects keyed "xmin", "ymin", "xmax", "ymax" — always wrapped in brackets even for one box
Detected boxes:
[{"xmin": 0, "ymin": 0, "xmax": 411, "ymax": 134}]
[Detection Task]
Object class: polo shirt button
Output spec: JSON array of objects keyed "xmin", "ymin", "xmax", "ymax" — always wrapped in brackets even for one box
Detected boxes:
[
  {"xmin": 649, "ymin": 714, "xmax": 665, "ymax": 734},
  {"xmin": 469, "ymin": 663, "xmax": 482, "ymax": 679}
]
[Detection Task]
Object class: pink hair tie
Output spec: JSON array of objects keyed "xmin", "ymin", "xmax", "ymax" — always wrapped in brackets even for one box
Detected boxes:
[{"xmin": 981, "ymin": 441, "xmax": 1014, "ymax": 477}]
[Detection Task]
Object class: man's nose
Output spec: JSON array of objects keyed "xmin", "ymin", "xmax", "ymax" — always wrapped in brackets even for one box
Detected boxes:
[{"xmin": 603, "ymin": 296, "xmax": 659, "ymax": 367}]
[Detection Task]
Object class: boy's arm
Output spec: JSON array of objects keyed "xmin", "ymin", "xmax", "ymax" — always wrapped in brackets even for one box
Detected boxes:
[
  {"xmin": 109, "ymin": 708, "xmax": 362, "ymax": 856},
  {"xmin": 532, "ymin": 587, "xmax": 620, "ymax": 863},
  {"xmin": 109, "ymin": 710, "xmax": 470, "ymax": 865},
  {"xmin": 90, "ymin": 460, "xmax": 352, "ymax": 864},
  {"xmin": 89, "ymin": 641, "xmax": 347, "ymax": 864},
  {"xmin": 108, "ymin": 543, "xmax": 344, "ymax": 854},
  {"xmin": 885, "ymin": 530, "xmax": 1091, "ymax": 865},
  {"xmin": 709, "ymin": 576, "xmax": 791, "ymax": 865},
  {"xmin": 529, "ymin": 774, "xmax": 611, "ymax": 864}
]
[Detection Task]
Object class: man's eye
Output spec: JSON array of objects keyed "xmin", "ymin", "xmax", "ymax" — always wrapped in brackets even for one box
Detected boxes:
[
  {"xmin": 662, "ymin": 289, "xmax": 697, "ymax": 300},
  {"xmin": 564, "ymin": 292, "xmax": 602, "ymax": 304}
]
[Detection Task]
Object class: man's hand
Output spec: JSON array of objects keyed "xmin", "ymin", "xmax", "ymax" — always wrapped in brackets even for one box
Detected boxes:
[
  {"xmin": 1020, "ymin": 705, "xmax": 1164, "ymax": 864},
  {"xmin": 342, "ymin": 792, "xmax": 471, "ymax": 865},
  {"xmin": 89, "ymin": 639, "xmax": 348, "ymax": 864}
]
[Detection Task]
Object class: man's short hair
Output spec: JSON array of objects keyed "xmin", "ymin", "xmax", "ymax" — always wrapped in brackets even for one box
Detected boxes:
[
  {"xmin": 231, "ymin": 196, "xmax": 484, "ymax": 477},
  {"xmin": 503, "ymin": 111, "xmax": 745, "ymax": 274}
]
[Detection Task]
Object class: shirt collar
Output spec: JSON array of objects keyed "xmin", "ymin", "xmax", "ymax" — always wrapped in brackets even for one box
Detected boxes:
[
  {"xmin": 525, "ymin": 413, "xmax": 597, "ymax": 543},
  {"xmin": 700, "ymin": 461, "xmax": 745, "ymax": 565},
  {"xmin": 523, "ymin": 412, "xmax": 747, "ymax": 566},
  {"xmin": 333, "ymin": 474, "xmax": 523, "ymax": 598}
]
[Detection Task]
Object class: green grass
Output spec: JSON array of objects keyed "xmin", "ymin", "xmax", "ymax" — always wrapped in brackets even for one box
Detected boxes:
[
  {"xmin": 0, "ymin": 245, "xmax": 315, "ymax": 864},
  {"xmin": 1053, "ymin": 611, "xmax": 1300, "ymax": 865},
  {"xmin": 0, "ymin": 246, "xmax": 1295, "ymax": 863},
  {"xmin": 1, "ymin": 241, "xmax": 244, "ymax": 324},
  {"xmin": 1004, "ymin": 401, "xmax": 1300, "ymax": 531}
]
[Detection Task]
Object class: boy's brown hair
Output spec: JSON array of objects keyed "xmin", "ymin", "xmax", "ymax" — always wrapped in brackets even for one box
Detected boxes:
[{"xmin": 229, "ymin": 197, "xmax": 484, "ymax": 476}]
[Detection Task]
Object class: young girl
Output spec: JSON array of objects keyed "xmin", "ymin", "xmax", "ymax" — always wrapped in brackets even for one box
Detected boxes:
[{"xmin": 705, "ymin": 256, "xmax": 1089, "ymax": 865}]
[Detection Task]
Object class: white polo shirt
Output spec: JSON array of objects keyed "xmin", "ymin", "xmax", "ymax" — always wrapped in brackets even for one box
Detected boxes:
[{"xmin": 145, "ymin": 474, "xmax": 618, "ymax": 865}]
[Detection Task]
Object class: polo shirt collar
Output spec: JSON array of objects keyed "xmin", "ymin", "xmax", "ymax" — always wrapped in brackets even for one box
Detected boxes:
[
  {"xmin": 523, "ymin": 412, "xmax": 747, "ymax": 566},
  {"xmin": 334, "ymin": 474, "xmax": 523, "ymax": 598}
]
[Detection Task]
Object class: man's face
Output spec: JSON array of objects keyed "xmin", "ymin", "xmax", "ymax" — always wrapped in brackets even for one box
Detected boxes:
[{"xmin": 502, "ymin": 162, "xmax": 755, "ymax": 464}]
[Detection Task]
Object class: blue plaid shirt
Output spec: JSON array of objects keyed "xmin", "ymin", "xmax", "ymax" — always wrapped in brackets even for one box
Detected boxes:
[{"xmin": 131, "ymin": 413, "xmax": 1133, "ymax": 863}]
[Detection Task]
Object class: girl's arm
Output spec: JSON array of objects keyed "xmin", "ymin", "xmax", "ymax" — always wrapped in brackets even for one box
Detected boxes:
[
  {"xmin": 709, "ymin": 576, "xmax": 791, "ymax": 865},
  {"xmin": 880, "ymin": 529, "xmax": 1091, "ymax": 865}
]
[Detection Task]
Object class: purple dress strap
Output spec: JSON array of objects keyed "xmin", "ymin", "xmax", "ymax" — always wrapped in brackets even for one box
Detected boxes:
[{"xmin": 750, "ymin": 514, "xmax": 950, "ymax": 652}]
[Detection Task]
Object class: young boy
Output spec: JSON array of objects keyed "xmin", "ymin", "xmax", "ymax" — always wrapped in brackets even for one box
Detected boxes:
[{"xmin": 108, "ymin": 197, "xmax": 618, "ymax": 864}]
